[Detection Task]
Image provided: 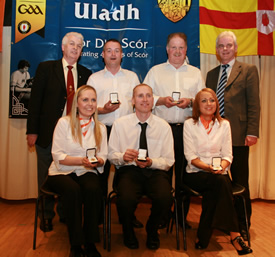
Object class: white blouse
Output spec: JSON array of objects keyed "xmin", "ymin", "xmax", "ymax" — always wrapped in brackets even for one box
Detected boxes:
[
  {"xmin": 184, "ymin": 117, "xmax": 233, "ymax": 174},
  {"xmin": 49, "ymin": 116, "xmax": 108, "ymax": 176}
]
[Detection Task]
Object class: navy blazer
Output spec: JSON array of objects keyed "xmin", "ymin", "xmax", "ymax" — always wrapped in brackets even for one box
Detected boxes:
[
  {"xmin": 27, "ymin": 59, "xmax": 92, "ymax": 148},
  {"xmin": 206, "ymin": 60, "xmax": 260, "ymax": 146}
]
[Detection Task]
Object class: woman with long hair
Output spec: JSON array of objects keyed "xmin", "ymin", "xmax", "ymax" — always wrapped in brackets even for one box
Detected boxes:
[
  {"xmin": 183, "ymin": 88, "xmax": 252, "ymax": 255},
  {"xmin": 47, "ymin": 85, "xmax": 107, "ymax": 257}
]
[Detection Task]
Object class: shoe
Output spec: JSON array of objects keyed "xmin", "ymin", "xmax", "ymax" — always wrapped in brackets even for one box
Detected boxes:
[
  {"xmin": 85, "ymin": 243, "xmax": 101, "ymax": 257},
  {"xmin": 39, "ymin": 219, "xmax": 53, "ymax": 232},
  {"xmin": 123, "ymin": 228, "xmax": 139, "ymax": 249},
  {"xmin": 146, "ymin": 230, "xmax": 160, "ymax": 250},
  {"xmin": 231, "ymin": 236, "xmax": 253, "ymax": 255},
  {"xmin": 240, "ymin": 229, "xmax": 249, "ymax": 241},
  {"xmin": 132, "ymin": 217, "xmax": 144, "ymax": 228},
  {"xmin": 69, "ymin": 246, "xmax": 85, "ymax": 257},
  {"xmin": 195, "ymin": 241, "xmax": 206, "ymax": 250}
]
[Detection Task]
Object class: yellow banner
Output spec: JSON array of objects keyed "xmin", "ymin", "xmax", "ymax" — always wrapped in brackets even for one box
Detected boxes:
[{"xmin": 15, "ymin": 0, "xmax": 46, "ymax": 43}]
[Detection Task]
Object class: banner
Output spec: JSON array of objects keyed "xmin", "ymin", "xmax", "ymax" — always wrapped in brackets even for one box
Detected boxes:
[
  {"xmin": 200, "ymin": 0, "xmax": 275, "ymax": 56},
  {"xmin": 10, "ymin": 0, "xmax": 199, "ymax": 118},
  {"xmin": 15, "ymin": 0, "xmax": 46, "ymax": 43}
]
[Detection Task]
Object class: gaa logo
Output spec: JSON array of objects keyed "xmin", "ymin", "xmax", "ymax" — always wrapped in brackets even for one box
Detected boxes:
[
  {"xmin": 18, "ymin": 4, "xmax": 43, "ymax": 15},
  {"xmin": 18, "ymin": 21, "xmax": 31, "ymax": 34},
  {"xmin": 158, "ymin": 0, "xmax": 191, "ymax": 23}
]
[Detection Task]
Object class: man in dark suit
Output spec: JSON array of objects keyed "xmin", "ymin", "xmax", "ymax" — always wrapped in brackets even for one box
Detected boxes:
[
  {"xmin": 26, "ymin": 32, "xmax": 92, "ymax": 232},
  {"xmin": 206, "ymin": 31, "xmax": 260, "ymax": 240}
]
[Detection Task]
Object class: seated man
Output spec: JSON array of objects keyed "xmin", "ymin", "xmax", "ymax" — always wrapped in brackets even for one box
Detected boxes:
[{"xmin": 108, "ymin": 83, "xmax": 175, "ymax": 250}]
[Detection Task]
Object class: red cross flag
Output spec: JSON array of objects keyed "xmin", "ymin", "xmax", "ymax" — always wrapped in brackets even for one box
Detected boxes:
[{"xmin": 200, "ymin": 0, "xmax": 275, "ymax": 56}]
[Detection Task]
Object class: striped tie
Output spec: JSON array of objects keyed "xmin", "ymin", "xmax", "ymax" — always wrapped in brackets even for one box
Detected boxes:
[{"xmin": 216, "ymin": 64, "xmax": 229, "ymax": 116}]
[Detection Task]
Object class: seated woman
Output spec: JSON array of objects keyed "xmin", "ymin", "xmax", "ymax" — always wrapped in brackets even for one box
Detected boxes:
[
  {"xmin": 47, "ymin": 85, "xmax": 107, "ymax": 257},
  {"xmin": 183, "ymin": 88, "xmax": 252, "ymax": 255}
]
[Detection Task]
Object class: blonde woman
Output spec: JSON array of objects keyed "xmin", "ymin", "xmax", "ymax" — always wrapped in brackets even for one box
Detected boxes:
[{"xmin": 47, "ymin": 85, "xmax": 107, "ymax": 257}]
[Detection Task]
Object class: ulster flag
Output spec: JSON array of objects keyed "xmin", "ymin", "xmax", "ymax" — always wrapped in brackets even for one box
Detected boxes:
[{"xmin": 200, "ymin": 0, "xmax": 275, "ymax": 56}]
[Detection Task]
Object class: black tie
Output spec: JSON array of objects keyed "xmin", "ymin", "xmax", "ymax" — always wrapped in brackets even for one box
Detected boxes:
[
  {"xmin": 139, "ymin": 122, "xmax": 148, "ymax": 150},
  {"xmin": 138, "ymin": 122, "xmax": 152, "ymax": 177}
]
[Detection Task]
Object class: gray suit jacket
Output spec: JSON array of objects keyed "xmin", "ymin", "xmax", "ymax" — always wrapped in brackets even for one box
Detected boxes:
[{"xmin": 206, "ymin": 60, "xmax": 260, "ymax": 146}]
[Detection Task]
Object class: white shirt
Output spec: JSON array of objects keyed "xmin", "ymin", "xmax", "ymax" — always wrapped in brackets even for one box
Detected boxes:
[
  {"xmin": 184, "ymin": 118, "xmax": 233, "ymax": 174},
  {"xmin": 48, "ymin": 116, "xmax": 108, "ymax": 176},
  {"xmin": 218, "ymin": 58, "xmax": 235, "ymax": 83},
  {"xmin": 87, "ymin": 67, "xmax": 140, "ymax": 126},
  {"xmin": 108, "ymin": 113, "xmax": 175, "ymax": 171},
  {"xmin": 144, "ymin": 60, "xmax": 205, "ymax": 123},
  {"xmin": 10, "ymin": 70, "xmax": 30, "ymax": 88}
]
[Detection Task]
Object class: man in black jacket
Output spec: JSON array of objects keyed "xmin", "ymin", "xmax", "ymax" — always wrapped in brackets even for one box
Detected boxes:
[{"xmin": 26, "ymin": 32, "xmax": 92, "ymax": 232}]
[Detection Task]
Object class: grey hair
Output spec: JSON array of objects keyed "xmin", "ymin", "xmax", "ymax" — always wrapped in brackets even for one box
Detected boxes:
[
  {"xmin": 216, "ymin": 31, "xmax": 237, "ymax": 48},
  {"xmin": 62, "ymin": 32, "xmax": 84, "ymax": 48}
]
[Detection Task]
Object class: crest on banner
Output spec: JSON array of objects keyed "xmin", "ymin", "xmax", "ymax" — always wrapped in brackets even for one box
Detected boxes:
[{"xmin": 158, "ymin": 0, "xmax": 192, "ymax": 23}]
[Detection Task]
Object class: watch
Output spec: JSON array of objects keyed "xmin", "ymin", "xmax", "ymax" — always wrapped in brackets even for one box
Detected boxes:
[{"xmin": 188, "ymin": 98, "xmax": 193, "ymax": 108}]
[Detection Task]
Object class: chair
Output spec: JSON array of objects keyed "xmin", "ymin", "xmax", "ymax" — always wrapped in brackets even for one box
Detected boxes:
[
  {"xmin": 107, "ymin": 187, "xmax": 180, "ymax": 251},
  {"xmin": 33, "ymin": 178, "xmax": 106, "ymax": 250},
  {"xmin": 179, "ymin": 181, "xmax": 250, "ymax": 250}
]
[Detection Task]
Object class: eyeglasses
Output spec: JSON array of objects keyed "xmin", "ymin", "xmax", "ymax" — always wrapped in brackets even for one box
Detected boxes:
[{"xmin": 218, "ymin": 43, "xmax": 234, "ymax": 50}]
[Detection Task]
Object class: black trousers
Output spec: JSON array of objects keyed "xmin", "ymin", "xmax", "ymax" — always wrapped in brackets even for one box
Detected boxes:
[
  {"xmin": 47, "ymin": 172, "xmax": 102, "ymax": 247},
  {"xmin": 169, "ymin": 124, "xmax": 184, "ymax": 192},
  {"xmin": 184, "ymin": 172, "xmax": 239, "ymax": 248},
  {"xmin": 231, "ymin": 146, "xmax": 251, "ymax": 228},
  {"xmin": 115, "ymin": 166, "xmax": 173, "ymax": 232}
]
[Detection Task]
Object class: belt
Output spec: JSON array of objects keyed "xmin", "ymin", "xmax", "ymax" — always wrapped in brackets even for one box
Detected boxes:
[{"xmin": 169, "ymin": 123, "xmax": 183, "ymax": 126}]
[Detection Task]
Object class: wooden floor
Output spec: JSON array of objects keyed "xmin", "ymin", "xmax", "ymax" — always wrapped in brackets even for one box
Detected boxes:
[{"xmin": 0, "ymin": 198, "xmax": 274, "ymax": 257}]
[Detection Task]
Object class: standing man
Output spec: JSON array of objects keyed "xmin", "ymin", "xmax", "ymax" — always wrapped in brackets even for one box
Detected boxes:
[
  {"xmin": 26, "ymin": 32, "xmax": 92, "ymax": 232},
  {"xmin": 206, "ymin": 31, "xmax": 260, "ymax": 240},
  {"xmin": 144, "ymin": 32, "xmax": 205, "ymax": 225},
  {"xmin": 86, "ymin": 39, "xmax": 141, "ymax": 226},
  {"xmin": 108, "ymin": 84, "xmax": 174, "ymax": 250}
]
